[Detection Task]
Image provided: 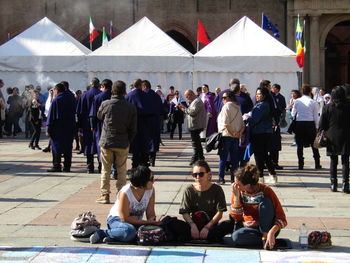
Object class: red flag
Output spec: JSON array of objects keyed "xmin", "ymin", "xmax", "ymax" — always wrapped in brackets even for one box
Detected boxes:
[
  {"xmin": 89, "ymin": 17, "xmax": 99, "ymax": 43},
  {"xmin": 197, "ymin": 19, "xmax": 211, "ymax": 45}
]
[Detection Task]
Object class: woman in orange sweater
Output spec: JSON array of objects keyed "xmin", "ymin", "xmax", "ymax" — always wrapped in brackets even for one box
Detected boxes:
[{"xmin": 230, "ymin": 164, "xmax": 287, "ymax": 249}]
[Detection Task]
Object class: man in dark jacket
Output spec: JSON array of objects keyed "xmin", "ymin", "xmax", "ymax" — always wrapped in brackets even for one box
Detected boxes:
[
  {"xmin": 76, "ymin": 78, "xmax": 101, "ymax": 173},
  {"xmin": 46, "ymin": 83, "xmax": 76, "ymax": 172},
  {"xmin": 96, "ymin": 80, "xmax": 137, "ymax": 204}
]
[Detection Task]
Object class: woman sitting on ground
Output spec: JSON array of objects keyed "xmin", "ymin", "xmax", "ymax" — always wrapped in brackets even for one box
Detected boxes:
[
  {"xmin": 230, "ymin": 164, "xmax": 287, "ymax": 249},
  {"xmin": 177, "ymin": 160, "xmax": 234, "ymax": 242},
  {"xmin": 90, "ymin": 165, "xmax": 161, "ymax": 243}
]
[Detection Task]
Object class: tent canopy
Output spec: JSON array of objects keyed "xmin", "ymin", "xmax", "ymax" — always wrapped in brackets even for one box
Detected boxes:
[
  {"xmin": 0, "ymin": 17, "xmax": 90, "ymax": 72},
  {"xmin": 88, "ymin": 17, "xmax": 193, "ymax": 72},
  {"xmin": 194, "ymin": 16, "xmax": 300, "ymax": 73}
]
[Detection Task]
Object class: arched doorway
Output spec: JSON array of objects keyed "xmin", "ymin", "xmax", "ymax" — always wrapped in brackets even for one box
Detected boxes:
[
  {"xmin": 324, "ymin": 20, "xmax": 350, "ymax": 91},
  {"xmin": 166, "ymin": 30, "xmax": 195, "ymax": 54}
]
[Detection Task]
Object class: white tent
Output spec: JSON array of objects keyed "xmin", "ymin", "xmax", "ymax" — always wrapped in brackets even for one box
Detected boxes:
[
  {"xmin": 194, "ymin": 16, "xmax": 301, "ymax": 100},
  {"xmin": 87, "ymin": 17, "xmax": 193, "ymax": 94},
  {"xmin": 0, "ymin": 17, "xmax": 90, "ymax": 91}
]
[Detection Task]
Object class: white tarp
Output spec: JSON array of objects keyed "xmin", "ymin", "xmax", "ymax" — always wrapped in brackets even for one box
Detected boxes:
[
  {"xmin": 194, "ymin": 16, "xmax": 301, "ymax": 100},
  {"xmin": 0, "ymin": 17, "xmax": 90, "ymax": 90},
  {"xmin": 87, "ymin": 17, "xmax": 193, "ymax": 93}
]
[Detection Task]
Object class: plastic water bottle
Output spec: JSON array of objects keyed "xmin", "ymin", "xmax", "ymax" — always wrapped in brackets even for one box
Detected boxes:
[{"xmin": 299, "ymin": 223, "xmax": 308, "ymax": 249}]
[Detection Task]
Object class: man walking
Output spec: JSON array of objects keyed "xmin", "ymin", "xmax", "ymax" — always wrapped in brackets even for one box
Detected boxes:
[
  {"xmin": 179, "ymin": 89, "xmax": 206, "ymax": 165},
  {"xmin": 77, "ymin": 78, "xmax": 101, "ymax": 173},
  {"xmin": 46, "ymin": 83, "xmax": 76, "ymax": 172},
  {"xmin": 96, "ymin": 80, "xmax": 137, "ymax": 204}
]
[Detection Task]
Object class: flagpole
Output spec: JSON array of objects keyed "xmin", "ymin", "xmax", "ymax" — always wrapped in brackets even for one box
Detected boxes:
[
  {"xmin": 197, "ymin": 41, "xmax": 199, "ymax": 53},
  {"xmin": 261, "ymin": 13, "xmax": 263, "ymax": 28},
  {"xmin": 90, "ymin": 41, "xmax": 92, "ymax": 51}
]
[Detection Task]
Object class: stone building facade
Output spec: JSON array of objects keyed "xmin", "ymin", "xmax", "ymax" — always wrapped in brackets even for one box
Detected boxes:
[{"xmin": 1, "ymin": 0, "xmax": 349, "ymax": 90}]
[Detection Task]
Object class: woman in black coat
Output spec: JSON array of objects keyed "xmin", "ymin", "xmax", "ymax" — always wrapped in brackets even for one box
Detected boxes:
[
  {"xmin": 29, "ymin": 90, "xmax": 43, "ymax": 150},
  {"xmin": 319, "ymin": 86, "xmax": 350, "ymax": 193}
]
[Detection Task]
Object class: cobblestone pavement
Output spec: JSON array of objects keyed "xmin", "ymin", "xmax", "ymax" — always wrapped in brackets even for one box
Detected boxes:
[{"xmin": 0, "ymin": 132, "xmax": 349, "ymax": 262}]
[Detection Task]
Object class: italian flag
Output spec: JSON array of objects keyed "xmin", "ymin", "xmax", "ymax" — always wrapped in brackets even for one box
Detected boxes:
[
  {"xmin": 102, "ymin": 27, "xmax": 108, "ymax": 46},
  {"xmin": 89, "ymin": 16, "xmax": 99, "ymax": 43}
]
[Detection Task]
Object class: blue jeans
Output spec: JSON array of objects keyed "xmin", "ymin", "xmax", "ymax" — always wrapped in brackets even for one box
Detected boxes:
[
  {"xmin": 219, "ymin": 137, "xmax": 239, "ymax": 181},
  {"xmin": 100, "ymin": 216, "xmax": 137, "ymax": 242},
  {"xmin": 231, "ymin": 197, "xmax": 278, "ymax": 247}
]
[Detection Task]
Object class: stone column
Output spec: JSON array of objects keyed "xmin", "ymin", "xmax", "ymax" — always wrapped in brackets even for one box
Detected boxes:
[{"xmin": 309, "ymin": 15, "xmax": 321, "ymax": 86}]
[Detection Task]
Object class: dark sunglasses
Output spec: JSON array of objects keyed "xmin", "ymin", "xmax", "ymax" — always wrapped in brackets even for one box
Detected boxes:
[
  {"xmin": 192, "ymin": 172, "xmax": 205, "ymax": 178},
  {"xmin": 222, "ymin": 96, "xmax": 227, "ymax": 100}
]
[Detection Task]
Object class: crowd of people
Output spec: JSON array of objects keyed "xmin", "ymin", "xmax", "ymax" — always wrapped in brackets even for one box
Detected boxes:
[{"xmin": 1, "ymin": 76, "xmax": 349, "ymax": 248}]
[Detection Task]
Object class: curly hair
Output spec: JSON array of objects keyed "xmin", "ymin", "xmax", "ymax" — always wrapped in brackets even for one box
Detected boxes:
[{"xmin": 235, "ymin": 164, "xmax": 260, "ymax": 185}]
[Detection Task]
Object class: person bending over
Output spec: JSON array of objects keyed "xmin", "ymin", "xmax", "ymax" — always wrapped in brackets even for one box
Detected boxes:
[{"xmin": 230, "ymin": 164, "xmax": 287, "ymax": 249}]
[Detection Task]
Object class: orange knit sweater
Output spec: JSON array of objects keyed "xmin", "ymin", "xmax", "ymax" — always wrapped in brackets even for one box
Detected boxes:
[{"xmin": 230, "ymin": 183, "xmax": 287, "ymax": 229}]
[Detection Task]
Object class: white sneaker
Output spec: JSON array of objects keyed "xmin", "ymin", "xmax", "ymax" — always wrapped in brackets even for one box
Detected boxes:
[
  {"xmin": 259, "ymin": 177, "xmax": 265, "ymax": 184},
  {"xmin": 267, "ymin": 174, "xmax": 278, "ymax": 185}
]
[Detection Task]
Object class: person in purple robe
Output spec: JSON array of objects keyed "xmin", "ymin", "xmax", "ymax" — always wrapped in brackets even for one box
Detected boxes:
[
  {"xmin": 141, "ymin": 80, "xmax": 163, "ymax": 167},
  {"xmin": 200, "ymin": 84, "xmax": 218, "ymax": 137},
  {"xmin": 125, "ymin": 79, "xmax": 151, "ymax": 168},
  {"xmin": 89, "ymin": 79, "xmax": 113, "ymax": 172},
  {"xmin": 76, "ymin": 78, "xmax": 101, "ymax": 173},
  {"xmin": 46, "ymin": 83, "xmax": 76, "ymax": 172}
]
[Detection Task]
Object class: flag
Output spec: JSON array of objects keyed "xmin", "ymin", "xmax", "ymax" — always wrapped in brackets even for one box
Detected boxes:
[
  {"xmin": 109, "ymin": 20, "xmax": 117, "ymax": 40},
  {"xmin": 102, "ymin": 27, "xmax": 108, "ymax": 46},
  {"xmin": 262, "ymin": 14, "xmax": 280, "ymax": 38},
  {"xmin": 89, "ymin": 16, "xmax": 99, "ymax": 43},
  {"xmin": 295, "ymin": 15, "xmax": 305, "ymax": 68},
  {"xmin": 197, "ymin": 19, "xmax": 211, "ymax": 45}
]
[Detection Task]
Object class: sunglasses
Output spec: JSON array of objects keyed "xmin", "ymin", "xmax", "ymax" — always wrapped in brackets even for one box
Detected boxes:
[
  {"xmin": 192, "ymin": 172, "xmax": 205, "ymax": 178},
  {"xmin": 222, "ymin": 96, "xmax": 227, "ymax": 100}
]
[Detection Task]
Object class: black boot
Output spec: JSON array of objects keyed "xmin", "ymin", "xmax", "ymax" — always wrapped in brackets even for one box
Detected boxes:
[
  {"xmin": 330, "ymin": 178, "xmax": 338, "ymax": 192},
  {"xmin": 342, "ymin": 176, "xmax": 349, "ymax": 194},
  {"xmin": 315, "ymin": 159, "xmax": 322, "ymax": 169},
  {"xmin": 298, "ymin": 158, "xmax": 304, "ymax": 170}
]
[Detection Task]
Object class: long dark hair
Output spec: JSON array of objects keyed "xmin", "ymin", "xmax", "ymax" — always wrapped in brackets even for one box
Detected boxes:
[
  {"xmin": 256, "ymin": 86, "xmax": 275, "ymax": 116},
  {"xmin": 331, "ymin": 86, "xmax": 346, "ymax": 108}
]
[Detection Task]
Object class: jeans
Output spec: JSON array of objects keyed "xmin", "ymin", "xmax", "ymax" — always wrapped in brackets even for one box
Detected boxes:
[
  {"xmin": 101, "ymin": 147, "xmax": 128, "ymax": 194},
  {"xmin": 219, "ymin": 137, "xmax": 239, "ymax": 182},
  {"xmin": 103, "ymin": 216, "xmax": 137, "ymax": 242},
  {"xmin": 231, "ymin": 197, "xmax": 278, "ymax": 247},
  {"xmin": 190, "ymin": 129, "xmax": 204, "ymax": 162}
]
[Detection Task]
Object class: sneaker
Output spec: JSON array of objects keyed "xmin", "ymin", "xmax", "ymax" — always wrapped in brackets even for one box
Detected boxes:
[
  {"xmin": 267, "ymin": 174, "xmax": 278, "ymax": 185},
  {"xmin": 90, "ymin": 231, "xmax": 103, "ymax": 244},
  {"xmin": 259, "ymin": 177, "xmax": 265, "ymax": 184},
  {"xmin": 103, "ymin": 236, "xmax": 115, "ymax": 243},
  {"xmin": 96, "ymin": 194, "xmax": 110, "ymax": 204}
]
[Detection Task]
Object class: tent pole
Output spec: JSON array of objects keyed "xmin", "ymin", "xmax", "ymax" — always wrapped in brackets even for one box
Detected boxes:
[
  {"xmin": 196, "ymin": 41, "xmax": 199, "ymax": 53},
  {"xmin": 90, "ymin": 42, "xmax": 92, "ymax": 50}
]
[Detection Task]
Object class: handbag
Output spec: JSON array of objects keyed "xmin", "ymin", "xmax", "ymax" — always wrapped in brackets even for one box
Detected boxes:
[
  {"xmin": 136, "ymin": 225, "xmax": 166, "ymax": 245},
  {"xmin": 313, "ymin": 130, "xmax": 327, "ymax": 148},
  {"xmin": 287, "ymin": 117, "xmax": 296, "ymax": 134},
  {"xmin": 205, "ymin": 132, "xmax": 222, "ymax": 153}
]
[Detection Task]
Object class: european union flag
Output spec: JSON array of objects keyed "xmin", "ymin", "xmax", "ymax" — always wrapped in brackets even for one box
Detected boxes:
[{"xmin": 262, "ymin": 14, "xmax": 280, "ymax": 38}]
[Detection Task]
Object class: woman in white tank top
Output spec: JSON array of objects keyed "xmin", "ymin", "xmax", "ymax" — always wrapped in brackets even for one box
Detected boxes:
[{"xmin": 90, "ymin": 166, "xmax": 162, "ymax": 243}]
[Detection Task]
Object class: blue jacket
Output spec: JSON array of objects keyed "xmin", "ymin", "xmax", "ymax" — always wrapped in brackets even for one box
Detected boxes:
[{"xmin": 248, "ymin": 100, "xmax": 273, "ymax": 135}]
